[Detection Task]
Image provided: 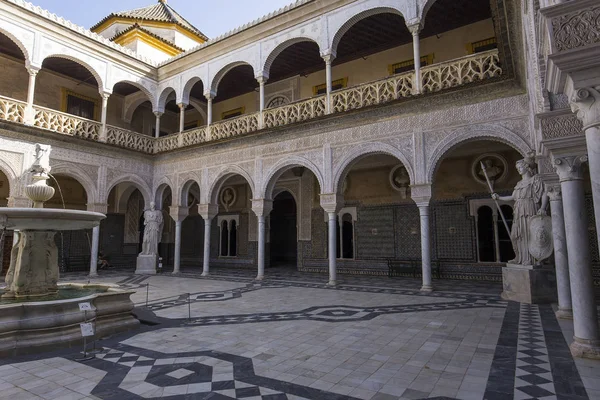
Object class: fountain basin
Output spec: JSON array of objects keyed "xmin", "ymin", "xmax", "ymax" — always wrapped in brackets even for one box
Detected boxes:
[
  {"xmin": 0, "ymin": 283, "xmax": 139, "ymax": 357},
  {"xmin": 0, "ymin": 208, "xmax": 105, "ymax": 231}
]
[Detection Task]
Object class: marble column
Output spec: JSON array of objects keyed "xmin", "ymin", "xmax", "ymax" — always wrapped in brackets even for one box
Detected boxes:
[
  {"xmin": 408, "ymin": 24, "xmax": 422, "ymax": 94},
  {"xmin": 205, "ymin": 92, "xmax": 215, "ymax": 126},
  {"xmin": 555, "ymin": 155, "xmax": 600, "ymax": 358},
  {"xmin": 252, "ymin": 199, "xmax": 273, "ymax": 281},
  {"xmin": 24, "ymin": 67, "xmax": 39, "ymax": 124},
  {"xmin": 418, "ymin": 204, "xmax": 432, "ymax": 292},
  {"xmin": 198, "ymin": 204, "xmax": 218, "ymax": 277},
  {"xmin": 154, "ymin": 112, "xmax": 162, "ymax": 138},
  {"xmin": 99, "ymin": 93, "xmax": 110, "ymax": 142},
  {"xmin": 323, "ymin": 53, "xmax": 335, "ymax": 114},
  {"xmin": 327, "ymin": 212, "xmax": 337, "ymax": 285},
  {"xmin": 169, "ymin": 206, "xmax": 189, "ymax": 275},
  {"xmin": 257, "ymin": 75, "xmax": 267, "ymax": 129},
  {"xmin": 548, "ymin": 185, "xmax": 572, "ymax": 319},
  {"xmin": 89, "ymin": 225, "xmax": 100, "ymax": 277},
  {"xmin": 178, "ymin": 103, "xmax": 186, "ymax": 133}
]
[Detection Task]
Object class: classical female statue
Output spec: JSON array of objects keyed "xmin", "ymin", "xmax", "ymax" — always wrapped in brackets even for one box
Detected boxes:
[
  {"xmin": 140, "ymin": 202, "xmax": 163, "ymax": 256},
  {"xmin": 492, "ymin": 158, "xmax": 548, "ymax": 266}
]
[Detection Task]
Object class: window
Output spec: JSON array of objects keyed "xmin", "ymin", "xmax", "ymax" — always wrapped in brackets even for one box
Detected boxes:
[
  {"xmin": 221, "ymin": 107, "xmax": 245, "ymax": 120},
  {"xmin": 218, "ymin": 216, "xmax": 239, "ymax": 257},
  {"xmin": 313, "ymin": 78, "xmax": 348, "ymax": 96},
  {"xmin": 467, "ymin": 37, "xmax": 497, "ymax": 54},
  {"xmin": 388, "ymin": 54, "xmax": 434, "ymax": 75},
  {"xmin": 470, "ymin": 199, "xmax": 514, "ymax": 263},
  {"xmin": 62, "ymin": 89, "xmax": 98, "ymax": 120},
  {"xmin": 333, "ymin": 207, "xmax": 356, "ymax": 259}
]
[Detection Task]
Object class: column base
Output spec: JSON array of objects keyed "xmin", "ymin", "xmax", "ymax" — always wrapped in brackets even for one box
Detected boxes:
[
  {"xmin": 135, "ymin": 255, "xmax": 157, "ymax": 275},
  {"xmin": 255, "ymin": 275, "xmax": 264, "ymax": 281},
  {"xmin": 172, "ymin": 271, "xmax": 180, "ymax": 275},
  {"xmin": 420, "ymin": 285, "xmax": 433, "ymax": 292},
  {"xmin": 501, "ymin": 264, "xmax": 557, "ymax": 304},
  {"xmin": 555, "ymin": 308, "xmax": 573, "ymax": 320},
  {"xmin": 201, "ymin": 272, "xmax": 209, "ymax": 277},
  {"xmin": 570, "ymin": 337, "xmax": 600, "ymax": 359},
  {"xmin": 88, "ymin": 273, "xmax": 98, "ymax": 278},
  {"xmin": 327, "ymin": 280, "xmax": 336, "ymax": 287}
]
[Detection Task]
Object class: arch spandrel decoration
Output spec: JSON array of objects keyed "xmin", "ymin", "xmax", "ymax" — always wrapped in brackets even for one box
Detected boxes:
[
  {"xmin": 180, "ymin": 74, "xmax": 206, "ymax": 105},
  {"xmin": 0, "ymin": 22, "xmax": 34, "ymax": 67},
  {"xmin": 157, "ymin": 87, "xmax": 177, "ymax": 113},
  {"xmin": 425, "ymin": 125, "xmax": 532, "ymax": 183},
  {"xmin": 332, "ymin": 142, "xmax": 415, "ymax": 194}
]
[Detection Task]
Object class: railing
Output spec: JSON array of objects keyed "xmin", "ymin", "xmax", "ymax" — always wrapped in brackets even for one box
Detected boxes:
[
  {"xmin": 0, "ymin": 95, "xmax": 25, "ymax": 124},
  {"xmin": 210, "ymin": 112, "xmax": 259, "ymax": 141},
  {"xmin": 421, "ymin": 50, "xmax": 502, "ymax": 94},
  {"xmin": 263, "ymin": 95, "xmax": 327, "ymax": 128},
  {"xmin": 331, "ymin": 72, "xmax": 414, "ymax": 113},
  {"xmin": 106, "ymin": 125, "xmax": 154, "ymax": 154},
  {"xmin": 1, "ymin": 51, "xmax": 501, "ymax": 154},
  {"xmin": 33, "ymin": 105, "xmax": 100, "ymax": 141}
]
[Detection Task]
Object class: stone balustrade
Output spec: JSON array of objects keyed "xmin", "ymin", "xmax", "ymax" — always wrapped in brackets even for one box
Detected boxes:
[
  {"xmin": 0, "ymin": 95, "xmax": 25, "ymax": 124},
  {"xmin": 263, "ymin": 96, "xmax": 327, "ymax": 128},
  {"xmin": 33, "ymin": 105, "xmax": 100, "ymax": 141},
  {"xmin": 0, "ymin": 51, "xmax": 501, "ymax": 154},
  {"xmin": 331, "ymin": 72, "xmax": 414, "ymax": 113},
  {"xmin": 421, "ymin": 50, "xmax": 502, "ymax": 93}
]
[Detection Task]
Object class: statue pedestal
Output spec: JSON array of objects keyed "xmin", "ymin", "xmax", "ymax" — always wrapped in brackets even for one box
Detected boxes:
[
  {"xmin": 135, "ymin": 254, "xmax": 157, "ymax": 275},
  {"xmin": 501, "ymin": 264, "xmax": 557, "ymax": 304}
]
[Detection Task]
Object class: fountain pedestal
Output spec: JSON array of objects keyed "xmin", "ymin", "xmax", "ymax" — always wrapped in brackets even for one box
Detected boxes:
[{"xmin": 4, "ymin": 231, "xmax": 59, "ymax": 298}]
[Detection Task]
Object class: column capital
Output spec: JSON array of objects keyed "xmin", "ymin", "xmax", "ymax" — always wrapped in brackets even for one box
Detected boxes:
[
  {"xmin": 569, "ymin": 86, "xmax": 600, "ymax": 130},
  {"xmin": 410, "ymin": 184, "xmax": 432, "ymax": 206},
  {"xmin": 87, "ymin": 203, "xmax": 108, "ymax": 214},
  {"xmin": 198, "ymin": 203, "xmax": 218, "ymax": 220},
  {"xmin": 204, "ymin": 90, "xmax": 216, "ymax": 101},
  {"xmin": 177, "ymin": 102, "xmax": 188, "ymax": 111},
  {"xmin": 251, "ymin": 199, "xmax": 273, "ymax": 217},
  {"xmin": 154, "ymin": 111, "xmax": 163, "ymax": 118},
  {"xmin": 169, "ymin": 206, "xmax": 189, "ymax": 222},
  {"xmin": 255, "ymin": 72, "xmax": 269, "ymax": 84},
  {"xmin": 553, "ymin": 154, "xmax": 588, "ymax": 182},
  {"xmin": 407, "ymin": 21, "xmax": 422, "ymax": 35},
  {"xmin": 26, "ymin": 66, "xmax": 40, "ymax": 76},
  {"xmin": 100, "ymin": 91, "xmax": 111, "ymax": 101},
  {"xmin": 321, "ymin": 51, "xmax": 336, "ymax": 64},
  {"xmin": 547, "ymin": 184, "xmax": 562, "ymax": 202},
  {"xmin": 319, "ymin": 193, "xmax": 343, "ymax": 214}
]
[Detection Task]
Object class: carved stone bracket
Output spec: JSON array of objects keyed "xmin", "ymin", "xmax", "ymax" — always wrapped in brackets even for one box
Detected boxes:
[
  {"xmin": 251, "ymin": 199, "xmax": 273, "ymax": 217},
  {"xmin": 410, "ymin": 184, "xmax": 432, "ymax": 206},
  {"xmin": 570, "ymin": 86, "xmax": 600, "ymax": 130},
  {"xmin": 553, "ymin": 155, "xmax": 588, "ymax": 182},
  {"xmin": 319, "ymin": 193, "xmax": 344, "ymax": 214},
  {"xmin": 197, "ymin": 203, "xmax": 219, "ymax": 221},
  {"xmin": 169, "ymin": 206, "xmax": 189, "ymax": 223}
]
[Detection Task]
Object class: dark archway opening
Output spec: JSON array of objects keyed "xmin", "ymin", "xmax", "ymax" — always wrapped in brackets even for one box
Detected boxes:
[
  {"xmin": 498, "ymin": 205, "xmax": 515, "ymax": 262},
  {"xmin": 270, "ymin": 191, "xmax": 297, "ymax": 266},
  {"xmin": 477, "ymin": 206, "xmax": 495, "ymax": 262}
]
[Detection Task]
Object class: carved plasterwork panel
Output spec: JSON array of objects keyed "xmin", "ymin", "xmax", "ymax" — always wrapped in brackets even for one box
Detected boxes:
[
  {"xmin": 551, "ymin": 5, "xmax": 600, "ymax": 52},
  {"xmin": 540, "ymin": 113, "xmax": 584, "ymax": 139}
]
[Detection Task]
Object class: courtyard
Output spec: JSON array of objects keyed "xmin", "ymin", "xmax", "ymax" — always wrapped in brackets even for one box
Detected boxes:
[{"xmin": 0, "ymin": 269, "xmax": 598, "ymax": 400}]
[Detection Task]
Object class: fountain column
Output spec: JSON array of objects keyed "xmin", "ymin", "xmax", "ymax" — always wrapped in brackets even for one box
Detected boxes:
[
  {"xmin": 198, "ymin": 204, "xmax": 218, "ymax": 277},
  {"xmin": 169, "ymin": 206, "xmax": 189, "ymax": 275}
]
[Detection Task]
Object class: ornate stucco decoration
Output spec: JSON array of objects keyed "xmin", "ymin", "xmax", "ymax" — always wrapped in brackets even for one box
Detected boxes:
[
  {"xmin": 220, "ymin": 187, "xmax": 237, "ymax": 212},
  {"xmin": 551, "ymin": 5, "xmax": 600, "ymax": 52},
  {"xmin": 389, "ymin": 165, "xmax": 410, "ymax": 199},
  {"xmin": 472, "ymin": 154, "xmax": 508, "ymax": 186}
]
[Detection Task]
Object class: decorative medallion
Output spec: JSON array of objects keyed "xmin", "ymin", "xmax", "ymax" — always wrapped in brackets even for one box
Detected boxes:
[
  {"xmin": 472, "ymin": 153, "xmax": 508, "ymax": 186},
  {"xmin": 389, "ymin": 165, "xmax": 410, "ymax": 199},
  {"xmin": 220, "ymin": 186, "xmax": 236, "ymax": 212}
]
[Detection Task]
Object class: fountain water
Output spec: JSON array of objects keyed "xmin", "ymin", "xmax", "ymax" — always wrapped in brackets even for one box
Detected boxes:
[{"xmin": 0, "ymin": 144, "xmax": 139, "ymax": 356}]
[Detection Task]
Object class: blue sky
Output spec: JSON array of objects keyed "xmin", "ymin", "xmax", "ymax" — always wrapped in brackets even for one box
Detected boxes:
[{"xmin": 29, "ymin": 0, "xmax": 295, "ymax": 38}]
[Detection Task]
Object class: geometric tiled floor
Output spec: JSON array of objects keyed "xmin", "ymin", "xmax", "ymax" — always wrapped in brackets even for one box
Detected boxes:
[{"xmin": 0, "ymin": 268, "xmax": 599, "ymax": 400}]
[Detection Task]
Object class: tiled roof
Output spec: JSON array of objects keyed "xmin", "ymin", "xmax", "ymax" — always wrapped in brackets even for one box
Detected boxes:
[
  {"xmin": 91, "ymin": 0, "xmax": 208, "ymax": 41},
  {"xmin": 111, "ymin": 23, "xmax": 185, "ymax": 52}
]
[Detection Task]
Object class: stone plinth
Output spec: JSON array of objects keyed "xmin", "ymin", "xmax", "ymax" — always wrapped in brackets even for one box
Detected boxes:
[
  {"xmin": 136, "ymin": 254, "xmax": 157, "ymax": 275},
  {"xmin": 501, "ymin": 264, "xmax": 557, "ymax": 304}
]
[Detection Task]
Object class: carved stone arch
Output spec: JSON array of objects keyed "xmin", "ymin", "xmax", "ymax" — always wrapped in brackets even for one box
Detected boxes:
[
  {"xmin": 181, "ymin": 76, "xmax": 205, "ymax": 105},
  {"xmin": 113, "ymin": 80, "xmax": 156, "ymax": 110},
  {"xmin": 179, "ymin": 175, "xmax": 201, "ymax": 207},
  {"xmin": 123, "ymin": 91, "xmax": 154, "ymax": 124},
  {"xmin": 329, "ymin": 2, "xmax": 409, "ymax": 55},
  {"xmin": 40, "ymin": 54, "xmax": 105, "ymax": 93},
  {"xmin": 418, "ymin": 0, "xmax": 438, "ymax": 23},
  {"xmin": 49, "ymin": 163, "xmax": 98, "ymax": 205},
  {"xmin": 164, "ymin": 90, "xmax": 207, "ymax": 123},
  {"xmin": 261, "ymin": 156, "xmax": 325, "ymax": 200},
  {"xmin": 0, "ymin": 156, "xmax": 19, "ymax": 201},
  {"xmin": 208, "ymin": 165, "xmax": 255, "ymax": 205},
  {"xmin": 104, "ymin": 174, "xmax": 152, "ymax": 208},
  {"xmin": 426, "ymin": 125, "xmax": 532, "ymax": 183},
  {"xmin": 157, "ymin": 87, "xmax": 176, "ymax": 113},
  {"xmin": 0, "ymin": 25, "xmax": 33, "ymax": 67},
  {"xmin": 154, "ymin": 182, "xmax": 173, "ymax": 211},
  {"xmin": 262, "ymin": 37, "xmax": 322, "ymax": 77},
  {"xmin": 333, "ymin": 142, "xmax": 415, "ymax": 193},
  {"xmin": 210, "ymin": 61, "xmax": 255, "ymax": 95}
]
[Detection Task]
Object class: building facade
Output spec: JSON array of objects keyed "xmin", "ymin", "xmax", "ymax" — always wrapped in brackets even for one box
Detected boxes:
[{"xmin": 0, "ymin": 0, "xmax": 599, "ymax": 355}]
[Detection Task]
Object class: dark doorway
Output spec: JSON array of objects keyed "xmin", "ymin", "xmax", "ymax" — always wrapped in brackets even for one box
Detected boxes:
[
  {"xmin": 498, "ymin": 205, "xmax": 515, "ymax": 262},
  {"xmin": 270, "ymin": 191, "xmax": 297, "ymax": 266},
  {"xmin": 477, "ymin": 206, "xmax": 495, "ymax": 262}
]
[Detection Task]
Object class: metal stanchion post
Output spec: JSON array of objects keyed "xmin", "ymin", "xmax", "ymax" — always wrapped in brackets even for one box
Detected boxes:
[
  {"xmin": 187, "ymin": 292, "xmax": 191, "ymax": 322},
  {"xmin": 146, "ymin": 283, "xmax": 149, "ymax": 307}
]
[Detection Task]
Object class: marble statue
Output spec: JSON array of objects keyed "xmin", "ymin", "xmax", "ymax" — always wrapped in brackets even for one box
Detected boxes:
[
  {"xmin": 492, "ymin": 157, "xmax": 548, "ymax": 266},
  {"xmin": 140, "ymin": 202, "xmax": 163, "ymax": 256}
]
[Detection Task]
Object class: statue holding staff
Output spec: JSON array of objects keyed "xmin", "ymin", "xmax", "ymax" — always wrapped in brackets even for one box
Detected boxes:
[
  {"xmin": 140, "ymin": 202, "xmax": 163, "ymax": 256},
  {"xmin": 491, "ymin": 157, "xmax": 549, "ymax": 266}
]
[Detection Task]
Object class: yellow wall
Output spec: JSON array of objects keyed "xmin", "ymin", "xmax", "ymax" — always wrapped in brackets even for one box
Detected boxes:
[
  {"xmin": 213, "ymin": 92, "xmax": 257, "ymax": 123},
  {"xmin": 0, "ymin": 170, "xmax": 9, "ymax": 207}
]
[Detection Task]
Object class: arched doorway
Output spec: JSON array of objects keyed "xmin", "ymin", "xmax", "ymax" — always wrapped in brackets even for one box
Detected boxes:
[{"xmin": 270, "ymin": 191, "xmax": 297, "ymax": 267}]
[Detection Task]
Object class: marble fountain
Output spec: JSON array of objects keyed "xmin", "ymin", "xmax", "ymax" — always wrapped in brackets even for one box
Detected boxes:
[{"xmin": 0, "ymin": 144, "xmax": 139, "ymax": 356}]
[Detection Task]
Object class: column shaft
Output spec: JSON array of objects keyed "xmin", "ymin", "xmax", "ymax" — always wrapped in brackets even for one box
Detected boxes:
[
  {"xmin": 419, "ymin": 205, "xmax": 432, "ymax": 291},
  {"xmin": 325, "ymin": 59, "xmax": 333, "ymax": 114},
  {"xmin": 328, "ymin": 212, "xmax": 337, "ymax": 285},
  {"xmin": 257, "ymin": 216, "xmax": 266, "ymax": 280},
  {"xmin": 586, "ymin": 126, "xmax": 600, "ymax": 250},
  {"xmin": 173, "ymin": 221, "xmax": 182, "ymax": 274},
  {"xmin": 100, "ymin": 95, "xmax": 109, "ymax": 142},
  {"xmin": 550, "ymin": 195, "xmax": 572, "ymax": 318},
  {"xmin": 207, "ymin": 98, "xmax": 213, "ymax": 126},
  {"xmin": 155, "ymin": 113, "xmax": 161, "ymax": 138},
  {"xmin": 259, "ymin": 80, "xmax": 265, "ymax": 129},
  {"xmin": 179, "ymin": 104, "xmax": 185, "ymax": 133},
  {"xmin": 25, "ymin": 69, "xmax": 38, "ymax": 124},
  {"xmin": 412, "ymin": 30, "xmax": 422, "ymax": 94},
  {"xmin": 89, "ymin": 225, "xmax": 100, "ymax": 277},
  {"xmin": 202, "ymin": 218, "xmax": 212, "ymax": 276}
]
